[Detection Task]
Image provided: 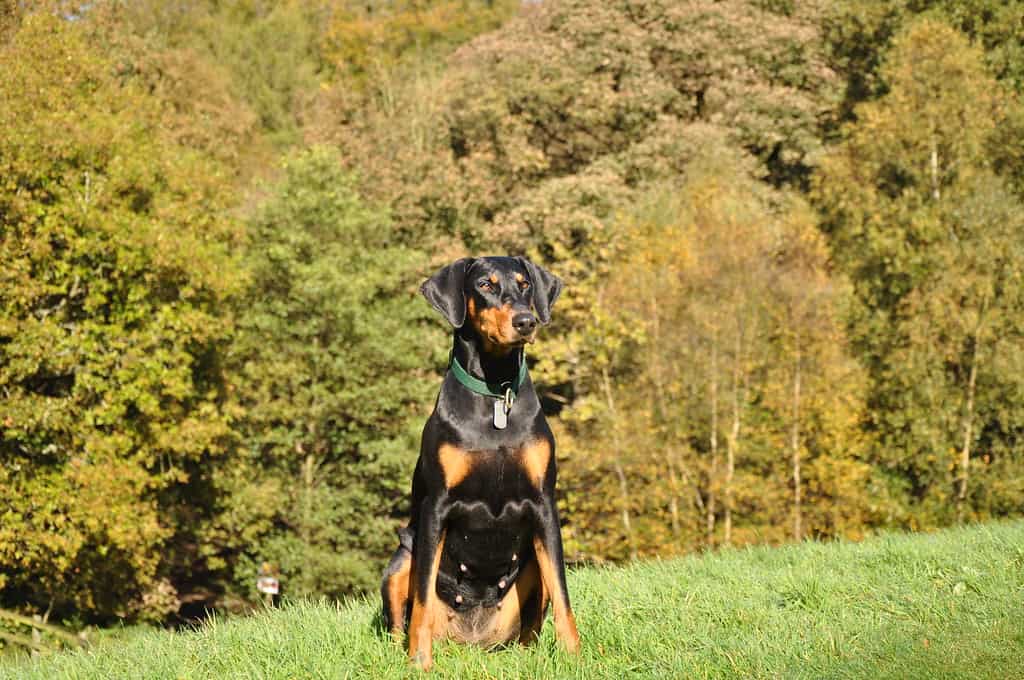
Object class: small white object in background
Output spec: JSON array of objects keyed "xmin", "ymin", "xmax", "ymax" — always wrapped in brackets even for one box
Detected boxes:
[{"xmin": 257, "ymin": 576, "xmax": 280, "ymax": 595}]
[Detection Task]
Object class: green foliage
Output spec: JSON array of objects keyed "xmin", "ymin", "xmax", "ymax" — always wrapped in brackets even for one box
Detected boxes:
[
  {"xmin": 113, "ymin": 0, "xmax": 325, "ymax": 148},
  {"xmin": 0, "ymin": 0, "xmax": 20, "ymax": 42},
  {"xmin": 558, "ymin": 150, "xmax": 871, "ymax": 560},
  {"xmin": 71, "ymin": 2, "xmax": 264, "ymax": 176},
  {"xmin": 326, "ymin": 0, "xmax": 841, "ymax": 254},
  {"xmin": 3, "ymin": 0, "xmax": 1024, "ymax": 632},
  {"xmin": 820, "ymin": 1, "xmax": 1024, "ymax": 197},
  {"xmin": 815, "ymin": 18, "xmax": 1024, "ymax": 524},
  {"xmin": 207, "ymin": 147, "xmax": 437, "ymax": 599},
  {"xmin": 324, "ymin": 1, "xmax": 847, "ymax": 470},
  {"xmin": 196, "ymin": 1, "xmax": 323, "ymax": 147},
  {"xmin": 824, "ymin": 0, "xmax": 1024, "ymax": 122},
  {"xmin": 322, "ymin": 0, "xmax": 519, "ymax": 88},
  {"xmin": 0, "ymin": 13, "xmax": 243, "ymax": 621}
]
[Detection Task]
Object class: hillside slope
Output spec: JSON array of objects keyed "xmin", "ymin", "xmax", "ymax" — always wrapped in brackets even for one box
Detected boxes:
[{"xmin": 5, "ymin": 521, "xmax": 1023, "ymax": 679}]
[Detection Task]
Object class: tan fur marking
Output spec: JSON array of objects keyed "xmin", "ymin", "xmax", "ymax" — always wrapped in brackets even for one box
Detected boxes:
[
  {"xmin": 425, "ymin": 596, "xmax": 451, "ymax": 642},
  {"xmin": 408, "ymin": 529, "xmax": 447, "ymax": 669},
  {"xmin": 489, "ymin": 273, "xmax": 499, "ymax": 284},
  {"xmin": 439, "ymin": 444, "xmax": 473, "ymax": 488},
  {"xmin": 443, "ymin": 557, "xmax": 545, "ymax": 648},
  {"xmin": 486, "ymin": 557, "xmax": 536, "ymax": 645},
  {"xmin": 533, "ymin": 537, "xmax": 581, "ymax": 653},
  {"xmin": 468, "ymin": 291, "xmax": 520, "ymax": 355},
  {"xmin": 515, "ymin": 272, "xmax": 524, "ymax": 283},
  {"xmin": 474, "ymin": 304, "xmax": 517, "ymax": 355},
  {"xmin": 384, "ymin": 553, "xmax": 413, "ymax": 641},
  {"xmin": 519, "ymin": 440, "xmax": 551, "ymax": 489}
]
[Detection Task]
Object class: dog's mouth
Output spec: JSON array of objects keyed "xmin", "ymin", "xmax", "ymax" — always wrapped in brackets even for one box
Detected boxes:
[
  {"xmin": 501, "ymin": 329, "xmax": 537, "ymax": 347},
  {"xmin": 483, "ymin": 334, "xmax": 532, "ymax": 353}
]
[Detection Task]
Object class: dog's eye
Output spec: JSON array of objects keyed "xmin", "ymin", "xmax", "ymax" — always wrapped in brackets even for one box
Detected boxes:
[
  {"xmin": 518, "ymin": 280, "xmax": 530, "ymax": 291},
  {"xmin": 478, "ymin": 280, "xmax": 493, "ymax": 292}
]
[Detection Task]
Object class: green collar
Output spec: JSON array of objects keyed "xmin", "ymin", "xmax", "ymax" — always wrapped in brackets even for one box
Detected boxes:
[{"xmin": 449, "ymin": 352, "xmax": 528, "ymax": 399}]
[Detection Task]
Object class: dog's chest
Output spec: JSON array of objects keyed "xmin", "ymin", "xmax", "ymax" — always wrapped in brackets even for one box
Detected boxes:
[
  {"xmin": 438, "ymin": 438, "xmax": 550, "ymax": 506},
  {"xmin": 437, "ymin": 447, "xmax": 541, "ymax": 612}
]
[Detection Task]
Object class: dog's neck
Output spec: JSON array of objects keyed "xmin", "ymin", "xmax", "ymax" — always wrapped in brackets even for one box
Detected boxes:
[{"xmin": 452, "ymin": 328, "xmax": 523, "ymax": 385}]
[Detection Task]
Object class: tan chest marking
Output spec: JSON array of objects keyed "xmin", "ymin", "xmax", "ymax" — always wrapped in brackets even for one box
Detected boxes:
[
  {"xmin": 519, "ymin": 440, "xmax": 551, "ymax": 489},
  {"xmin": 439, "ymin": 444, "xmax": 473, "ymax": 489}
]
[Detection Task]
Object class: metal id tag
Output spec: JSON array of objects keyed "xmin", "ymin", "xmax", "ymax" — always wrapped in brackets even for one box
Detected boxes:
[{"xmin": 493, "ymin": 400, "xmax": 508, "ymax": 429}]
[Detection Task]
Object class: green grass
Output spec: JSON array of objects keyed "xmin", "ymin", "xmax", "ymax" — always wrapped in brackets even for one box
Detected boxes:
[{"xmin": 4, "ymin": 521, "xmax": 1023, "ymax": 679}]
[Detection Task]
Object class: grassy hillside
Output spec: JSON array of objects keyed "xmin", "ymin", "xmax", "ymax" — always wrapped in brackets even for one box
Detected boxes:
[{"xmin": 5, "ymin": 521, "xmax": 1022, "ymax": 679}]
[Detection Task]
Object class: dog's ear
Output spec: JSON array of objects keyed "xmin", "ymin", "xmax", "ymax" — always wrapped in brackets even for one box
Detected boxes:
[
  {"xmin": 421, "ymin": 258, "xmax": 472, "ymax": 328},
  {"xmin": 516, "ymin": 257, "xmax": 563, "ymax": 325}
]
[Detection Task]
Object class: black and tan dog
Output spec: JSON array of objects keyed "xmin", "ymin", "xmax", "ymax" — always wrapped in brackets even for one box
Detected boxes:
[{"xmin": 381, "ymin": 256, "xmax": 580, "ymax": 670}]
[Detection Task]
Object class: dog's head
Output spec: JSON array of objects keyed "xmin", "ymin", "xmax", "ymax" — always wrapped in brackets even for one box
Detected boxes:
[{"xmin": 421, "ymin": 256, "xmax": 562, "ymax": 355}]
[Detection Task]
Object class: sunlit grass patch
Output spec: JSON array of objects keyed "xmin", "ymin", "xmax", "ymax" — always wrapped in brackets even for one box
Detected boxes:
[{"xmin": 4, "ymin": 521, "xmax": 1022, "ymax": 679}]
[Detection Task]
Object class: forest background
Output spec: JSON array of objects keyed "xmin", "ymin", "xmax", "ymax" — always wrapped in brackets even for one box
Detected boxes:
[{"xmin": 2, "ymin": 0, "xmax": 1024, "ymax": 628}]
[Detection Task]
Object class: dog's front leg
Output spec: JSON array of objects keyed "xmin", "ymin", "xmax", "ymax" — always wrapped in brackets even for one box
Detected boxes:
[
  {"xmin": 407, "ymin": 499, "xmax": 446, "ymax": 670},
  {"xmin": 532, "ymin": 497, "xmax": 581, "ymax": 654}
]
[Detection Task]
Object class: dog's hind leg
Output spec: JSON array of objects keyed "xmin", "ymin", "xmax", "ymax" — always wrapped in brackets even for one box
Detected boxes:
[
  {"xmin": 408, "ymin": 517, "xmax": 447, "ymax": 670},
  {"xmin": 516, "ymin": 558, "xmax": 550, "ymax": 645},
  {"xmin": 381, "ymin": 526, "xmax": 415, "ymax": 641}
]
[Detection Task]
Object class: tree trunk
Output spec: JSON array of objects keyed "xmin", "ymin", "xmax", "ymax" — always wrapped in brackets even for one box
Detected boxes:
[
  {"xmin": 667, "ymin": 451, "xmax": 681, "ymax": 540},
  {"xmin": 957, "ymin": 338, "xmax": 979, "ymax": 524},
  {"xmin": 647, "ymin": 298, "xmax": 682, "ymax": 544},
  {"xmin": 601, "ymin": 368, "xmax": 638, "ymax": 560},
  {"xmin": 707, "ymin": 335, "xmax": 719, "ymax": 544},
  {"xmin": 724, "ymin": 398, "xmax": 737, "ymax": 546},
  {"xmin": 301, "ymin": 451, "xmax": 316, "ymax": 593},
  {"xmin": 612, "ymin": 461, "xmax": 637, "ymax": 560},
  {"xmin": 724, "ymin": 323, "xmax": 742, "ymax": 546},
  {"xmin": 672, "ymin": 448, "xmax": 705, "ymax": 542},
  {"xmin": 790, "ymin": 346, "xmax": 803, "ymax": 542}
]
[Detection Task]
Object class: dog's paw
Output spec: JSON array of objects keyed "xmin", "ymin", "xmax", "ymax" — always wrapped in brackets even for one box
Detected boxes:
[{"xmin": 409, "ymin": 649, "xmax": 433, "ymax": 672}]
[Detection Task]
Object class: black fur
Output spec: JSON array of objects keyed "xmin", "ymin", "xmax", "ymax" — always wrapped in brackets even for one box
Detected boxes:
[{"xmin": 381, "ymin": 256, "xmax": 577, "ymax": 659}]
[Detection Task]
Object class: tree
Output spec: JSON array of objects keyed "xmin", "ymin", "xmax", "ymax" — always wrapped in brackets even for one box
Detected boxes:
[
  {"xmin": 101, "ymin": 0, "xmax": 325, "ymax": 149},
  {"xmin": 764, "ymin": 202, "xmax": 871, "ymax": 540},
  {"xmin": 207, "ymin": 147, "xmax": 437, "ymax": 598},
  {"xmin": 0, "ymin": 13, "xmax": 243, "ymax": 622},
  {"xmin": 79, "ymin": 1, "xmax": 265, "ymax": 177},
  {"xmin": 815, "ymin": 17, "xmax": 1024, "ymax": 524},
  {"xmin": 321, "ymin": 0, "xmax": 518, "ymax": 91},
  {"xmin": 559, "ymin": 146, "xmax": 870, "ymax": 560}
]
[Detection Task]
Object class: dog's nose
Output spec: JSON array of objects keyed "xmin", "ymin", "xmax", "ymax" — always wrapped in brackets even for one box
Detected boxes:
[{"xmin": 512, "ymin": 312, "xmax": 537, "ymax": 336}]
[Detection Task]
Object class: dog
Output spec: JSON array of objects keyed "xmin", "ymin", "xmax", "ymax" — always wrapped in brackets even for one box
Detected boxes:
[{"xmin": 380, "ymin": 256, "xmax": 581, "ymax": 670}]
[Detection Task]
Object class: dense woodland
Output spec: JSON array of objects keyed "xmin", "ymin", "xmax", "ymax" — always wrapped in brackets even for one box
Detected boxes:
[{"xmin": 2, "ymin": 0, "xmax": 1023, "ymax": 627}]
